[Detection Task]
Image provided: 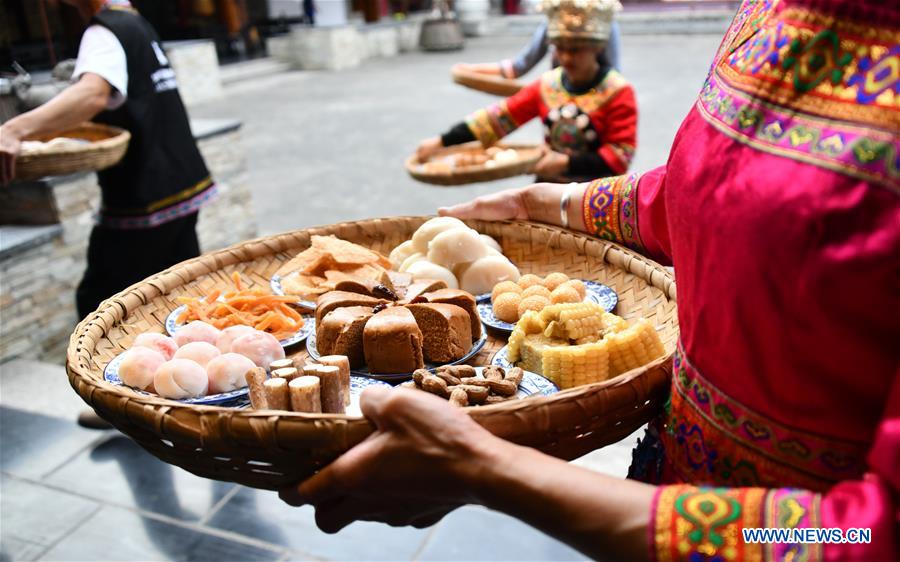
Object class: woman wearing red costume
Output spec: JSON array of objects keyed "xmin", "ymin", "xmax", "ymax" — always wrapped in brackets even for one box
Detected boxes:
[
  {"xmin": 418, "ymin": 0, "xmax": 637, "ymax": 183},
  {"xmin": 282, "ymin": 1, "xmax": 899, "ymax": 560}
]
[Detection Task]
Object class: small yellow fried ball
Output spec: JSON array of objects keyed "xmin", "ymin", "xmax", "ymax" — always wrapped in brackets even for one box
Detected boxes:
[
  {"xmin": 517, "ymin": 274, "xmax": 543, "ymax": 289},
  {"xmin": 521, "ymin": 285, "xmax": 552, "ymax": 300},
  {"xmin": 562, "ymin": 279, "xmax": 587, "ymax": 300},
  {"xmin": 491, "ymin": 281, "xmax": 523, "ymax": 303},
  {"xmin": 493, "ymin": 292, "xmax": 521, "ymax": 323},
  {"xmin": 550, "ymin": 285, "xmax": 581, "ymax": 304},
  {"xmin": 517, "ymin": 295, "xmax": 550, "ymax": 317},
  {"xmin": 542, "ymin": 272, "xmax": 570, "ymax": 290}
]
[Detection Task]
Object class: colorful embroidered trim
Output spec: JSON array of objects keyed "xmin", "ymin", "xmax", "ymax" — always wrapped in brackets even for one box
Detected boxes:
[
  {"xmin": 652, "ymin": 485, "xmax": 823, "ymax": 562},
  {"xmin": 710, "ymin": 0, "xmax": 780, "ymax": 73},
  {"xmin": 582, "ymin": 172, "xmax": 644, "ymax": 253},
  {"xmin": 540, "ymin": 67, "xmax": 631, "ymax": 115},
  {"xmin": 465, "ymin": 102, "xmax": 519, "ymax": 147},
  {"xmin": 99, "ymin": 183, "xmax": 217, "ymax": 229},
  {"xmin": 719, "ymin": 7, "xmax": 899, "ymax": 130},
  {"xmin": 101, "ymin": 176, "xmax": 215, "ymax": 216},
  {"xmin": 697, "ymin": 73, "xmax": 899, "ymax": 192},
  {"xmin": 660, "ymin": 342, "xmax": 868, "ymax": 491}
]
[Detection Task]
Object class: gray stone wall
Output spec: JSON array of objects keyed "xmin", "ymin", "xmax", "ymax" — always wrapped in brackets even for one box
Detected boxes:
[{"xmin": 0, "ymin": 127, "xmax": 256, "ymax": 364}]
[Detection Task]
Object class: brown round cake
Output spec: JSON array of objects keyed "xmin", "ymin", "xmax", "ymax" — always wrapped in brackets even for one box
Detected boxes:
[
  {"xmin": 315, "ymin": 291, "xmax": 390, "ymax": 325},
  {"xmin": 316, "ymin": 306, "xmax": 375, "ymax": 368},
  {"xmin": 406, "ymin": 303, "xmax": 473, "ymax": 363},
  {"xmin": 419, "ymin": 288, "xmax": 481, "ymax": 342},
  {"xmin": 363, "ymin": 307, "xmax": 425, "ymax": 374}
]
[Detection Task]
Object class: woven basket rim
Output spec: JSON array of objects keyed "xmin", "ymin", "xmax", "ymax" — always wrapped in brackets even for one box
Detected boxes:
[
  {"xmin": 66, "ymin": 215, "xmax": 676, "ymax": 421},
  {"xmin": 405, "ymin": 142, "xmax": 543, "ymax": 186},
  {"xmin": 18, "ymin": 122, "xmax": 131, "ymax": 163}
]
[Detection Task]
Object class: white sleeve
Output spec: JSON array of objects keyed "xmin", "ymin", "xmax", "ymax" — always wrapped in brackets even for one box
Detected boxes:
[{"xmin": 72, "ymin": 25, "xmax": 128, "ymax": 110}]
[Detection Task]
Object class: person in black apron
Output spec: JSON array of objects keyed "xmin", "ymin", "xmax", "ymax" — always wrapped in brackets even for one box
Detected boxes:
[{"xmin": 0, "ymin": 0, "xmax": 215, "ymax": 428}]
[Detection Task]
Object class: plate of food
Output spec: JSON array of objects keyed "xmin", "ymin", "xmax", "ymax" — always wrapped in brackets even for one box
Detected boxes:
[
  {"xmin": 492, "ymin": 302, "xmax": 665, "ymax": 390},
  {"xmin": 104, "ymin": 351, "xmax": 251, "ymax": 406},
  {"xmin": 310, "ymin": 276, "xmax": 490, "ymax": 383},
  {"xmin": 477, "ymin": 273, "xmax": 617, "ymax": 333},
  {"xmin": 399, "ymin": 364, "xmax": 558, "ymax": 406},
  {"xmin": 271, "ymin": 235, "xmax": 398, "ymax": 308},
  {"xmin": 169, "ymin": 273, "xmax": 312, "ymax": 347},
  {"xmin": 101, "ymin": 323, "xmax": 290, "ymax": 406}
]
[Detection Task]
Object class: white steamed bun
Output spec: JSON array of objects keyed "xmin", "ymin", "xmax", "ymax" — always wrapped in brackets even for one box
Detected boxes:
[
  {"xmin": 459, "ymin": 255, "xmax": 521, "ymax": 295},
  {"xmin": 118, "ymin": 347, "xmax": 166, "ymax": 391},
  {"xmin": 426, "ymin": 227, "xmax": 487, "ymax": 268},
  {"xmin": 174, "ymin": 320, "xmax": 220, "ymax": 347},
  {"xmin": 206, "ymin": 353, "xmax": 257, "ymax": 394},
  {"xmin": 411, "ymin": 217, "xmax": 467, "ymax": 253},
  {"xmin": 154, "ymin": 358, "xmax": 209, "ymax": 399},
  {"xmin": 405, "ymin": 260, "xmax": 459, "ymax": 289}
]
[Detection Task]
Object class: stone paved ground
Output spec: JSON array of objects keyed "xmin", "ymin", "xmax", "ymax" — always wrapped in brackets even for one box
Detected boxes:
[{"xmin": 2, "ymin": 29, "xmax": 723, "ymax": 562}]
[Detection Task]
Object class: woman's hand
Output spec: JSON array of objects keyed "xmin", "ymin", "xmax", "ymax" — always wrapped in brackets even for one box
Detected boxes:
[
  {"xmin": 438, "ymin": 186, "xmax": 531, "ymax": 221},
  {"xmin": 416, "ymin": 136, "xmax": 443, "ymax": 163},
  {"xmin": 279, "ymin": 387, "xmax": 506, "ymax": 533},
  {"xmin": 0, "ymin": 125, "xmax": 22, "ymax": 185},
  {"xmin": 534, "ymin": 150, "xmax": 569, "ymax": 179}
]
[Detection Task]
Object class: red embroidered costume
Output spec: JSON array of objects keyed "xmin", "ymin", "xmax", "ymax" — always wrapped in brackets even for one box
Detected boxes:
[
  {"xmin": 579, "ymin": 0, "xmax": 899, "ymax": 559},
  {"xmin": 461, "ymin": 66, "xmax": 638, "ymax": 182}
]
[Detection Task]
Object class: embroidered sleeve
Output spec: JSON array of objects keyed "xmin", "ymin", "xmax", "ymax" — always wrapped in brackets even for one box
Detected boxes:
[
  {"xmin": 465, "ymin": 80, "xmax": 541, "ymax": 146},
  {"xmin": 652, "ymin": 485, "xmax": 825, "ymax": 562},
  {"xmin": 653, "ymin": 374, "xmax": 900, "ymax": 562},
  {"xmin": 595, "ymin": 85, "xmax": 638, "ymax": 175},
  {"xmin": 581, "ymin": 167, "xmax": 672, "ymax": 263}
]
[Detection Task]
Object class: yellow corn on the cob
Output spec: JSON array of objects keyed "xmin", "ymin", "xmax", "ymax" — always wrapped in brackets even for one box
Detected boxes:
[
  {"xmin": 538, "ymin": 302, "xmax": 608, "ymax": 341},
  {"xmin": 507, "ymin": 303, "xmax": 663, "ymax": 389},
  {"xmin": 541, "ymin": 340, "xmax": 610, "ymax": 388},
  {"xmin": 606, "ymin": 319, "xmax": 666, "ymax": 376}
]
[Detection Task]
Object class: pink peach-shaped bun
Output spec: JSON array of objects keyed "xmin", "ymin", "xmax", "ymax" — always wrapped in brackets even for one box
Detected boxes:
[
  {"xmin": 173, "ymin": 341, "xmax": 221, "ymax": 368},
  {"xmin": 206, "ymin": 353, "xmax": 257, "ymax": 394},
  {"xmin": 133, "ymin": 332, "xmax": 178, "ymax": 360},
  {"xmin": 153, "ymin": 359, "xmax": 209, "ymax": 399},
  {"xmin": 119, "ymin": 347, "xmax": 167, "ymax": 390},
  {"xmin": 215, "ymin": 325, "xmax": 257, "ymax": 354},
  {"xmin": 173, "ymin": 320, "xmax": 221, "ymax": 347},
  {"xmin": 230, "ymin": 331, "xmax": 285, "ymax": 369}
]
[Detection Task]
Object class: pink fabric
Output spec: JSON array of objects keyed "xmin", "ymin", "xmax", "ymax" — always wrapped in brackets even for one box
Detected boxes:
[{"xmin": 629, "ymin": 0, "xmax": 900, "ymax": 557}]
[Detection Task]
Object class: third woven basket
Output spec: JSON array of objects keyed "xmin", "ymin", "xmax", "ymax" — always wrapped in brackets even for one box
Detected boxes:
[{"xmin": 66, "ymin": 217, "xmax": 677, "ymax": 489}]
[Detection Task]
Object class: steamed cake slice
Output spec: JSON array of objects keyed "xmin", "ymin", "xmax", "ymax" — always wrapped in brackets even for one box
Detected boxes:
[
  {"xmin": 363, "ymin": 307, "xmax": 424, "ymax": 374},
  {"xmin": 406, "ymin": 303, "xmax": 472, "ymax": 363},
  {"xmin": 315, "ymin": 291, "xmax": 389, "ymax": 324},
  {"xmin": 316, "ymin": 306, "xmax": 374, "ymax": 368},
  {"xmin": 420, "ymin": 288, "xmax": 482, "ymax": 342},
  {"xmin": 401, "ymin": 279, "xmax": 449, "ymax": 303}
]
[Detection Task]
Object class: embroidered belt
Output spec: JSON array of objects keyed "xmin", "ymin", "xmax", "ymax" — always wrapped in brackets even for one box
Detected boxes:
[{"xmin": 658, "ymin": 341, "xmax": 869, "ymax": 492}]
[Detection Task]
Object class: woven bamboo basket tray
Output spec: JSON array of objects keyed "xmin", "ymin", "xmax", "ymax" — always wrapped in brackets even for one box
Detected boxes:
[
  {"xmin": 452, "ymin": 64, "xmax": 524, "ymax": 96},
  {"xmin": 15, "ymin": 122, "xmax": 130, "ymax": 181},
  {"xmin": 67, "ymin": 216, "xmax": 678, "ymax": 490},
  {"xmin": 406, "ymin": 142, "xmax": 542, "ymax": 186}
]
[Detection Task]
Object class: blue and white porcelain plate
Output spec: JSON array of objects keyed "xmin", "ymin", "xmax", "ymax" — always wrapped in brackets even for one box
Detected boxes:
[
  {"xmin": 476, "ymin": 280, "xmax": 617, "ymax": 333},
  {"xmin": 492, "ymin": 345, "xmax": 514, "ymax": 369},
  {"xmin": 345, "ymin": 376, "xmax": 393, "ymax": 415},
  {"xmin": 269, "ymin": 274, "xmax": 317, "ymax": 310},
  {"xmin": 307, "ymin": 330, "xmax": 489, "ymax": 383},
  {"xmin": 104, "ymin": 352, "xmax": 250, "ymax": 406},
  {"xmin": 165, "ymin": 306, "xmax": 313, "ymax": 348}
]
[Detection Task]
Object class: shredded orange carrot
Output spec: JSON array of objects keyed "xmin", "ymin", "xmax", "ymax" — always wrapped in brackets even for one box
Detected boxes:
[{"xmin": 174, "ymin": 274, "xmax": 304, "ymax": 340}]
